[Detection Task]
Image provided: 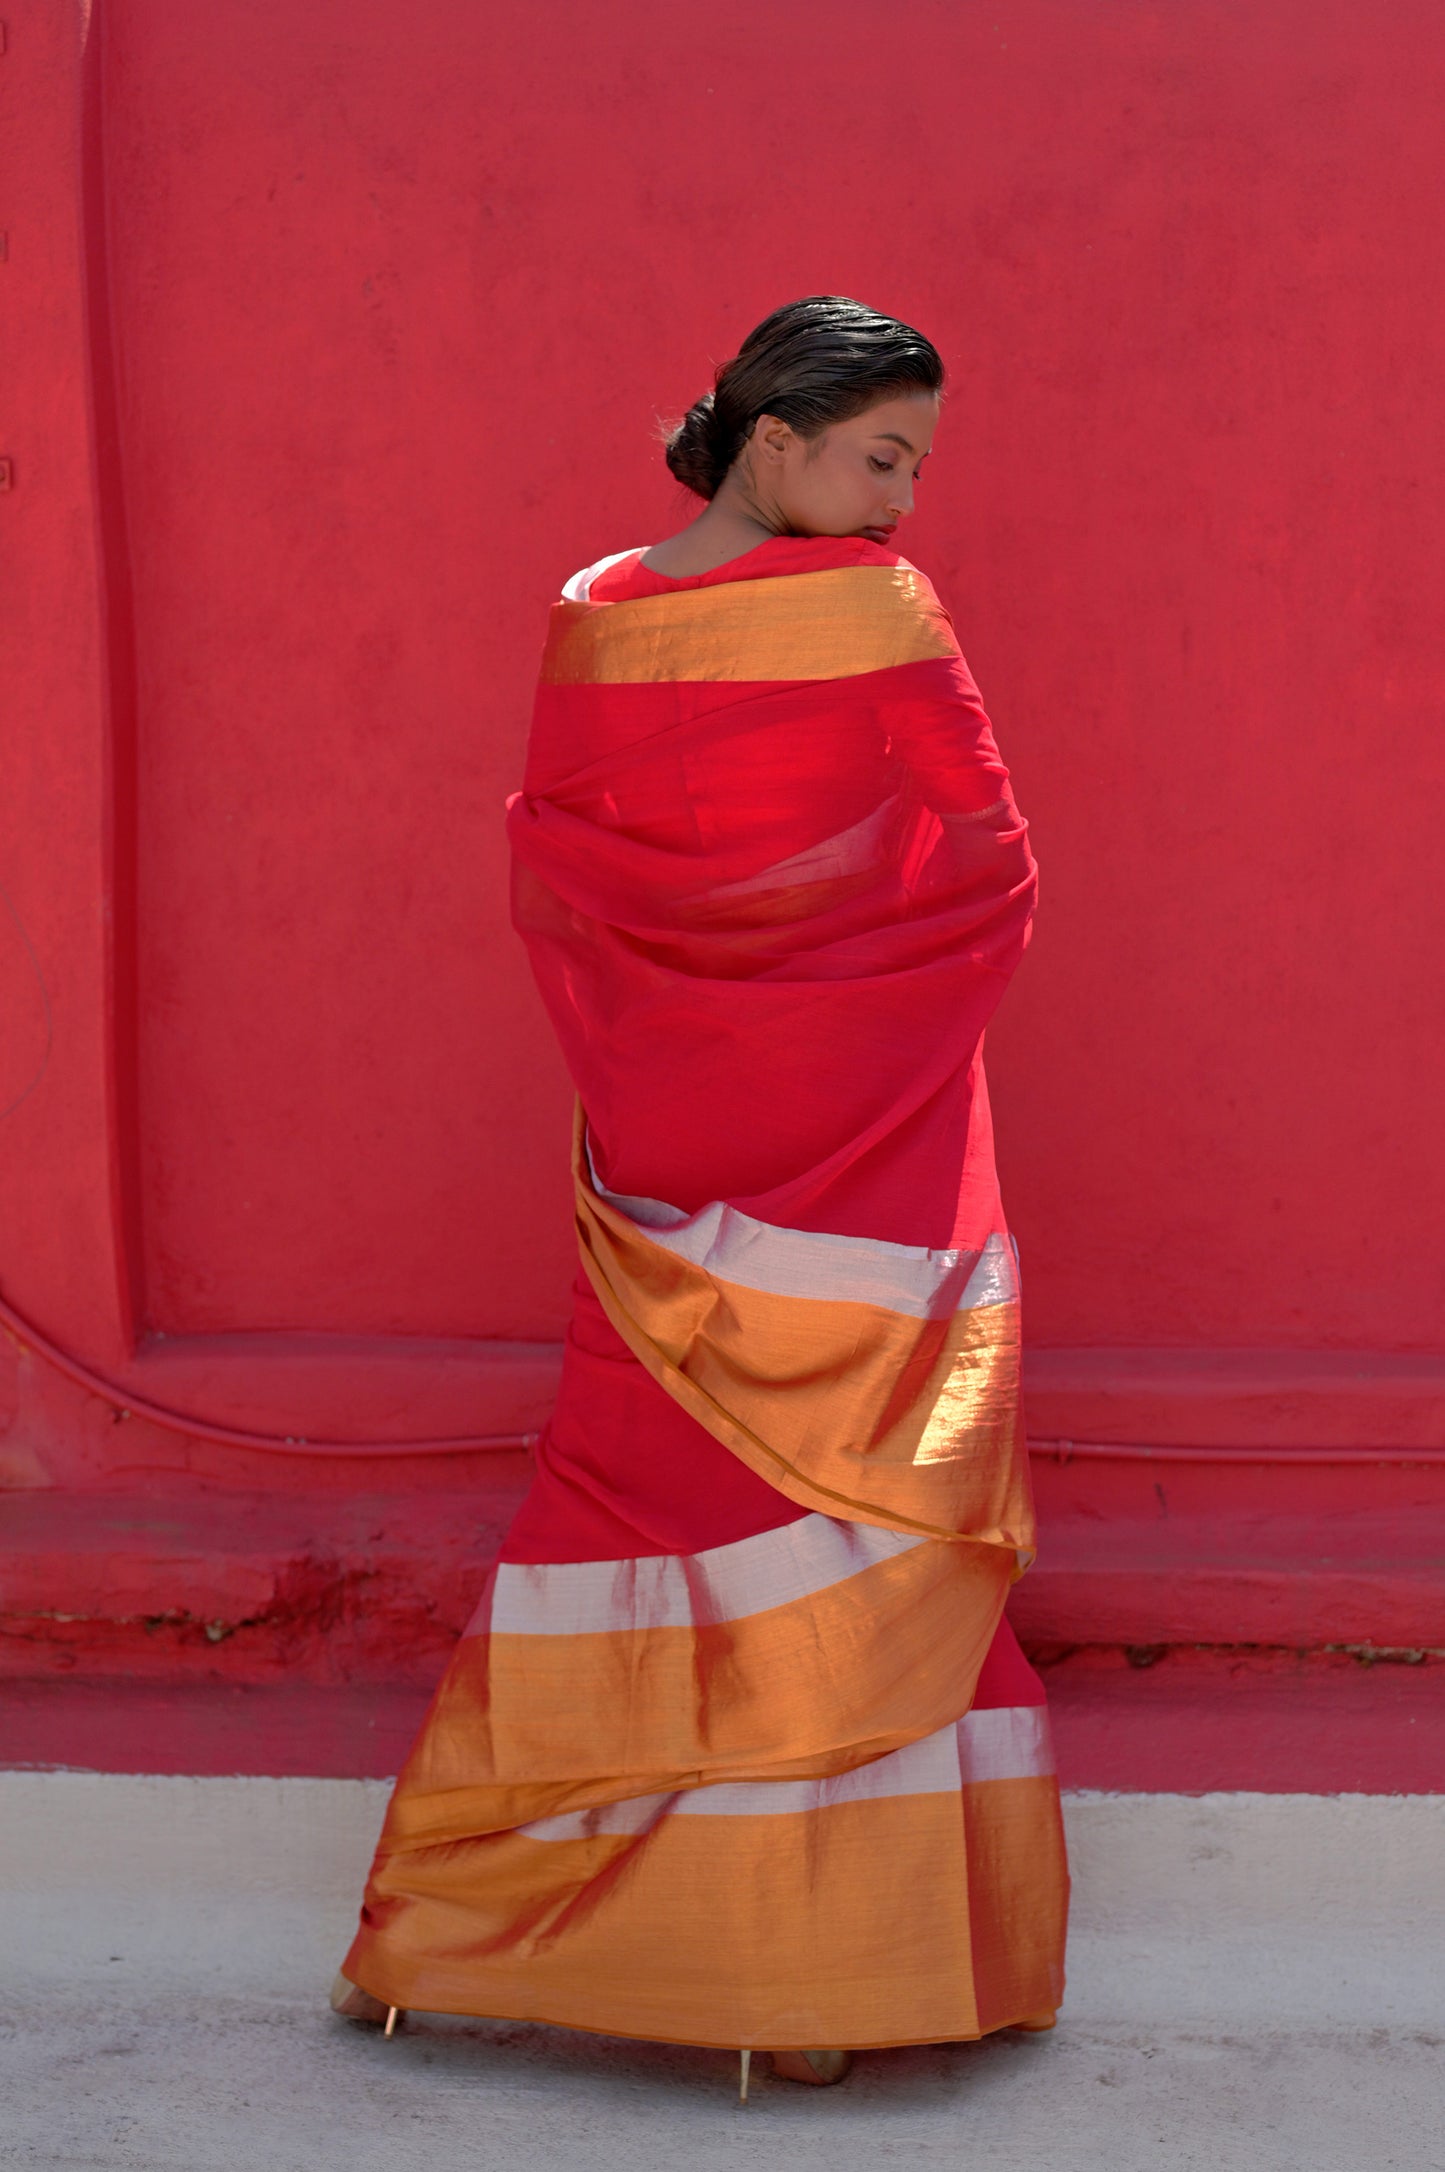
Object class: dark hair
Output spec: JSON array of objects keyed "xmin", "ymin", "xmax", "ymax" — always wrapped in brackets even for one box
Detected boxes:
[{"xmin": 663, "ymin": 295, "xmax": 945, "ymax": 500}]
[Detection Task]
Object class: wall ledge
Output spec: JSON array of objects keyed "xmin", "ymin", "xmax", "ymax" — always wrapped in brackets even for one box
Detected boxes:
[{"xmin": 1024, "ymin": 1347, "xmax": 1445, "ymax": 1448}]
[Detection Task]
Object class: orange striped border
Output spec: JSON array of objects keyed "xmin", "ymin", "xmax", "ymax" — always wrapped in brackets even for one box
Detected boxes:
[
  {"xmin": 347, "ymin": 1766, "xmax": 1067, "ymax": 2048},
  {"xmin": 539, "ymin": 565, "xmax": 959, "ymax": 685}
]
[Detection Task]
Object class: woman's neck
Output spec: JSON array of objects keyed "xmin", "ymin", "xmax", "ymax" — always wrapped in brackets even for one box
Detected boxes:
[{"xmin": 639, "ymin": 476, "xmax": 788, "ymax": 577}]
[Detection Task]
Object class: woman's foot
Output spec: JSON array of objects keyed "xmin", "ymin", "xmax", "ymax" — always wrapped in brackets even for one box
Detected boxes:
[
  {"xmin": 329, "ymin": 1970, "xmax": 401, "ymax": 2032},
  {"xmin": 769, "ymin": 2046, "xmax": 853, "ymax": 2085}
]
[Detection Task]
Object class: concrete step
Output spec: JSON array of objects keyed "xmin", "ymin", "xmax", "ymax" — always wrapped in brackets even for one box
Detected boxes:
[
  {"xmin": 1009, "ymin": 1509, "xmax": 1445, "ymax": 1648},
  {"xmin": 4, "ymin": 1647, "xmax": 1440, "ymax": 1793},
  {"xmin": 0, "ymin": 1477, "xmax": 530, "ymax": 1685},
  {"xmin": 3, "ymin": 1487, "xmax": 1442, "ymax": 1794}
]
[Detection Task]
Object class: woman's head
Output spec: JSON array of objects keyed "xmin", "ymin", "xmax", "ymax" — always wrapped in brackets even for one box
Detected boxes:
[{"xmin": 664, "ymin": 296, "xmax": 944, "ymax": 543}]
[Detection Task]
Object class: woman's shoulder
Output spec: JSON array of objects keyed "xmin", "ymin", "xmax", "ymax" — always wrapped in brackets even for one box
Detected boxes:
[
  {"xmin": 750, "ymin": 534, "xmax": 924, "ymax": 581},
  {"xmin": 560, "ymin": 547, "xmax": 650, "ymax": 603},
  {"xmin": 561, "ymin": 533, "xmax": 927, "ymax": 604}
]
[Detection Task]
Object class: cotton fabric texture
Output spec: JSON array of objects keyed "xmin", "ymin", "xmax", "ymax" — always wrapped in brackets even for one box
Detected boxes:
[{"xmin": 343, "ymin": 533, "xmax": 1069, "ymax": 2049}]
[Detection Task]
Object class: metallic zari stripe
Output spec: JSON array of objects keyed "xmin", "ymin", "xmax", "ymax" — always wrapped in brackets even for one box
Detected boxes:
[
  {"xmin": 490, "ymin": 1510, "xmax": 925, "ymax": 1637},
  {"xmin": 514, "ymin": 1706, "xmax": 1055, "ymax": 1839},
  {"xmin": 586, "ymin": 1127, "xmax": 1018, "ymax": 1319},
  {"xmin": 539, "ymin": 565, "xmax": 960, "ymax": 684}
]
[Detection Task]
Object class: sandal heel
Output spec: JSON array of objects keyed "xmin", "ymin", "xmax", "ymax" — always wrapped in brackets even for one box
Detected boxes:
[{"xmin": 329, "ymin": 1970, "xmax": 405, "ymax": 2033}]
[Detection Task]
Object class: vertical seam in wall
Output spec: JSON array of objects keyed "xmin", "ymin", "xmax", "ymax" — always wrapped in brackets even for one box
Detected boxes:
[{"xmin": 77, "ymin": 0, "xmax": 144, "ymax": 1352}]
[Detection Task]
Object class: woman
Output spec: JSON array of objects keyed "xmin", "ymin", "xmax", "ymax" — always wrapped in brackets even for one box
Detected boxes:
[{"xmin": 332, "ymin": 296, "xmax": 1068, "ymax": 2096}]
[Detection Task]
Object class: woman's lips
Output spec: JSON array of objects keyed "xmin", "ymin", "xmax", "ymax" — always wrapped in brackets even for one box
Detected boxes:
[{"xmin": 859, "ymin": 525, "xmax": 897, "ymax": 543}]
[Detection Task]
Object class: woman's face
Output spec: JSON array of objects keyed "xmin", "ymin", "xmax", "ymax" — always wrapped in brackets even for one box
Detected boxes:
[{"xmin": 743, "ymin": 389, "xmax": 940, "ymax": 545}]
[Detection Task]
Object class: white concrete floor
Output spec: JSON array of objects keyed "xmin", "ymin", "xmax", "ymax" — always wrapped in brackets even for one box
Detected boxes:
[{"xmin": 3, "ymin": 1774, "xmax": 1442, "ymax": 2172}]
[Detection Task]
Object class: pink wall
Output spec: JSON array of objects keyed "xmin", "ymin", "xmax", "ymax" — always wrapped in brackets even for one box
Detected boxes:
[{"xmin": 2, "ymin": 0, "xmax": 1442, "ymax": 1497}]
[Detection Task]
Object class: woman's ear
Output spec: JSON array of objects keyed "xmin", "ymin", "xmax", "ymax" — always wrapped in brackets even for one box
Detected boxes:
[{"xmin": 751, "ymin": 412, "xmax": 794, "ymax": 468}]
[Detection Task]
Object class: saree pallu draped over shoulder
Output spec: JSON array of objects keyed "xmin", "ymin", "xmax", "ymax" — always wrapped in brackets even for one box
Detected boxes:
[{"xmin": 343, "ymin": 535, "xmax": 1069, "ymax": 2052}]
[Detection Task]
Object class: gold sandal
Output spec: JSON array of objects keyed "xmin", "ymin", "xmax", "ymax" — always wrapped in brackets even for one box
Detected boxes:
[
  {"xmin": 738, "ymin": 2046, "xmax": 853, "ymax": 2098},
  {"xmin": 329, "ymin": 1970, "xmax": 405, "ymax": 2037}
]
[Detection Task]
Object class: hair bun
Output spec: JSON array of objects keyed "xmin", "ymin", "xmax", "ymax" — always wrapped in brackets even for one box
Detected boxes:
[
  {"xmin": 664, "ymin": 392, "xmax": 736, "ymax": 501},
  {"xmin": 662, "ymin": 298, "xmax": 943, "ymax": 503}
]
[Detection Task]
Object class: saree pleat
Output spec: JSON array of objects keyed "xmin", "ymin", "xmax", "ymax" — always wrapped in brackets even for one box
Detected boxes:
[{"xmin": 343, "ymin": 535, "xmax": 1068, "ymax": 2048}]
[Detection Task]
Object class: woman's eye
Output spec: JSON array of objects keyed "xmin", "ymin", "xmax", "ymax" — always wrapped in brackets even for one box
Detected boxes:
[{"xmin": 869, "ymin": 457, "xmax": 895, "ymax": 474}]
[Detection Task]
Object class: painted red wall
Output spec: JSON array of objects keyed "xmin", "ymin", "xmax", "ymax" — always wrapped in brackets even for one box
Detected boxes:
[{"xmin": 2, "ymin": 0, "xmax": 1443, "ymax": 1506}]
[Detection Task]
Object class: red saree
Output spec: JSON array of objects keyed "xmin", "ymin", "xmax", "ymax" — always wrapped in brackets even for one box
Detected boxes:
[{"xmin": 343, "ymin": 533, "xmax": 1069, "ymax": 2051}]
